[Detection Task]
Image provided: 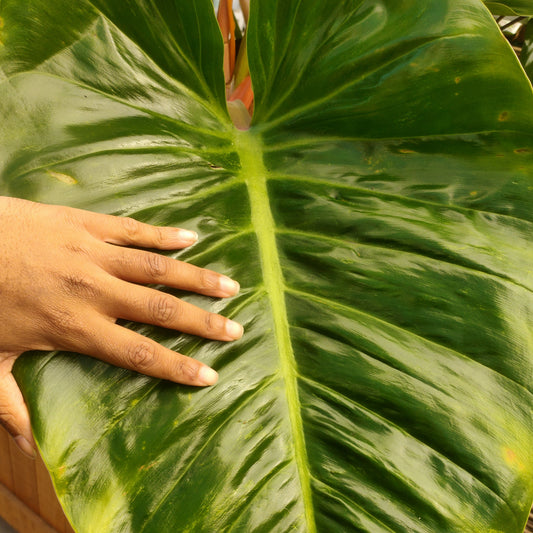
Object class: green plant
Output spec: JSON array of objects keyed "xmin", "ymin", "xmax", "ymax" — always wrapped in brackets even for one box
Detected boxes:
[{"xmin": 1, "ymin": 0, "xmax": 533, "ymax": 531}]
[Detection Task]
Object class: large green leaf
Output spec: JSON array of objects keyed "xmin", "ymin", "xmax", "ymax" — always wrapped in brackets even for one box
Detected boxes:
[{"xmin": 1, "ymin": 0, "xmax": 533, "ymax": 531}]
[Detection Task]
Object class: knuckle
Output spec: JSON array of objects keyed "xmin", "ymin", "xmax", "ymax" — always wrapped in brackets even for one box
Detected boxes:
[
  {"xmin": 204, "ymin": 312, "xmax": 226, "ymax": 335},
  {"xmin": 41, "ymin": 306, "xmax": 79, "ymax": 338},
  {"xmin": 125, "ymin": 341, "xmax": 156, "ymax": 371},
  {"xmin": 175, "ymin": 359, "xmax": 186, "ymax": 378},
  {"xmin": 63, "ymin": 242, "xmax": 90, "ymax": 256},
  {"xmin": 121, "ymin": 217, "xmax": 141, "ymax": 239},
  {"xmin": 0, "ymin": 409, "xmax": 18, "ymax": 435},
  {"xmin": 174, "ymin": 358, "xmax": 199, "ymax": 382},
  {"xmin": 149, "ymin": 294, "xmax": 177, "ymax": 325},
  {"xmin": 60, "ymin": 273, "xmax": 99, "ymax": 299},
  {"xmin": 145, "ymin": 253, "xmax": 168, "ymax": 279},
  {"xmin": 154, "ymin": 227, "xmax": 166, "ymax": 247},
  {"xmin": 40, "ymin": 306, "xmax": 90, "ymax": 349},
  {"xmin": 59, "ymin": 206, "xmax": 83, "ymax": 229},
  {"xmin": 199, "ymin": 269, "xmax": 219, "ymax": 292}
]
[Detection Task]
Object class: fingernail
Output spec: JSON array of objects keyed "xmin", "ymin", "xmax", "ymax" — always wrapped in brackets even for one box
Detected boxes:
[
  {"xmin": 177, "ymin": 229, "xmax": 198, "ymax": 243},
  {"xmin": 219, "ymin": 276, "xmax": 240, "ymax": 295},
  {"xmin": 225, "ymin": 320, "xmax": 244, "ymax": 339},
  {"xmin": 14, "ymin": 436, "xmax": 36, "ymax": 459},
  {"xmin": 198, "ymin": 366, "xmax": 218, "ymax": 386}
]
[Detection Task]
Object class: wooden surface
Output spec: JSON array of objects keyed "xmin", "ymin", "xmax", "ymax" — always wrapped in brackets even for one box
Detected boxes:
[
  {"xmin": 0, "ymin": 427, "xmax": 74, "ymax": 533},
  {"xmin": 0, "ymin": 484, "xmax": 56, "ymax": 533},
  {"xmin": 526, "ymin": 512, "xmax": 533, "ymax": 533}
]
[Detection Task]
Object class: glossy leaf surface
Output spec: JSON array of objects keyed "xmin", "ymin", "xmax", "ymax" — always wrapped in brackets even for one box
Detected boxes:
[{"xmin": 1, "ymin": 0, "xmax": 533, "ymax": 531}]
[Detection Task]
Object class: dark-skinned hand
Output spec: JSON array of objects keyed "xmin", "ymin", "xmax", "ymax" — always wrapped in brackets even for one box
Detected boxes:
[{"xmin": 0, "ymin": 196, "xmax": 242, "ymax": 457}]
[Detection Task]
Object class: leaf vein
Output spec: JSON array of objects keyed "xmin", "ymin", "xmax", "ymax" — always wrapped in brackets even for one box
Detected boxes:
[
  {"xmin": 276, "ymin": 227, "xmax": 533, "ymax": 294},
  {"xmin": 310, "ymin": 477, "xmax": 397, "ymax": 533},
  {"xmin": 268, "ymin": 172, "xmax": 533, "ymax": 228},
  {"xmin": 286, "ymin": 287, "xmax": 533, "ymax": 397},
  {"xmin": 137, "ymin": 374, "xmax": 279, "ymax": 533},
  {"xmin": 300, "ymin": 376, "xmax": 516, "ymax": 522},
  {"xmin": 258, "ymin": 33, "xmax": 478, "ymax": 131}
]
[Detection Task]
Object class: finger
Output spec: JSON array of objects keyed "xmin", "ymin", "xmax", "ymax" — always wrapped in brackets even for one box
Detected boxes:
[
  {"xmin": 0, "ymin": 358, "xmax": 35, "ymax": 458},
  {"xmin": 101, "ymin": 245, "xmax": 240, "ymax": 298},
  {"xmin": 80, "ymin": 210, "xmax": 198, "ymax": 250},
  {"xmin": 81, "ymin": 318, "xmax": 219, "ymax": 386},
  {"xmin": 106, "ymin": 279, "xmax": 244, "ymax": 341}
]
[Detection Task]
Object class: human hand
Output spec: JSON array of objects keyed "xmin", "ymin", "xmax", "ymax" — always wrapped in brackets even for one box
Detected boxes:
[{"xmin": 0, "ymin": 196, "xmax": 243, "ymax": 457}]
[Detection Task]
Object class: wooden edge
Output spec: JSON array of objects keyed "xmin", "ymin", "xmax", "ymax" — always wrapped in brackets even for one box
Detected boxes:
[
  {"xmin": 526, "ymin": 510, "xmax": 533, "ymax": 533},
  {"xmin": 0, "ymin": 482, "xmax": 58, "ymax": 533}
]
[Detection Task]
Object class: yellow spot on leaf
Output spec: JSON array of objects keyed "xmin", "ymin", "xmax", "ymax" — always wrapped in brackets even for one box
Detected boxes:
[
  {"xmin": 139, "ymin": 461, "xmax": 158, "ymax": 472},
  {"xmin": 514, "ymin": 147, "xmax": 531, "ymax": 154},
  {"xmin": 55, "ymin": 465, "xmax": 67, "ymax": 478},
  {"xmin": 498, "ymin": 111, "xmax": 509, "ymax": 122},
  {"xmin": 47, "ymin": 170, "xmax": 77, "ymax": 184},
  {"xmin": 505, "ymin": 448, "xmax": 516, "ymax": 462},
  {"xmin": 503, "ymin": 447, "xmax": 524, "ymax": 471},
  {"xmin": 454, "ymin": 76, "xmax": 461, "ymax": 84},
  {"xmin": 398, "ymin": 149, "xmax": 415, "ymax": 154},
  {"xmin": 469, "ymin": 191, "xmax": 478, "ymax": 197}
]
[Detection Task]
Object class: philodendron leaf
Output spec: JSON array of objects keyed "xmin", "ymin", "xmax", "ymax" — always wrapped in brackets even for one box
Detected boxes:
[
  {"xmin": 1, "ymin": 0, "xmax": 533, "ymax": 531},
  {"xmin": 484, "ymin": 0, "xmax": 533, "ymax": 14}
]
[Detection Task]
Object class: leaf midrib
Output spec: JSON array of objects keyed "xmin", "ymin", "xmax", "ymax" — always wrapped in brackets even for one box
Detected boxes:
[{"xmin": 236, "ymin": 129, "xmax": 316, "ymax": 532}]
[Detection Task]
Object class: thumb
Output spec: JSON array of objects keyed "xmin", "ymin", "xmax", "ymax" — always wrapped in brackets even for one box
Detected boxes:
[{"xmin": 0, "ymin": 355, "xmax": 35, "ymax": 458}]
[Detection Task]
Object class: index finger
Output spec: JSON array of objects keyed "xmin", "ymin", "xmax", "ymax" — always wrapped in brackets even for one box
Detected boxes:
[{"xmin": 81, "ymin": 210, "xmax": 199, "ymax": 250}]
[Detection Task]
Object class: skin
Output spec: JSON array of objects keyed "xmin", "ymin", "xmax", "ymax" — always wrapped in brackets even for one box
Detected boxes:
[{"xmin": 0, "ymin": 196, "xmax": 243, "ymax": 457}]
